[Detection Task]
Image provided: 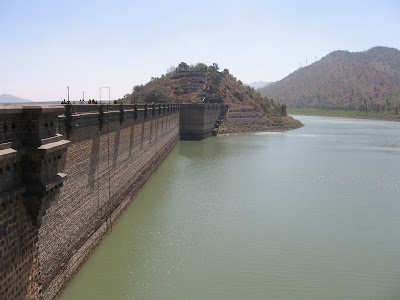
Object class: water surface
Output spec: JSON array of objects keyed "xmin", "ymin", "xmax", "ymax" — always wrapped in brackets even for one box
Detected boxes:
[{"xmin": 61, "ymin": 115, "xmax": 400, "ymax": 300}]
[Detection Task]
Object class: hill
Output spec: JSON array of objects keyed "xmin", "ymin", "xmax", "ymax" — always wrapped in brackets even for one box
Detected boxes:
[
  {"xmin": 258, "ymin": 47, "xmax": 400, "ymax": 114},
  {"xmin": 0, "ymin": 94, "xmax": 33, "ymax": 103},
  {"xmin": 122, "ymin": 62, "xmax": 285, "ymax": 115},
  {"xmin": 121, "ymin": 62, "xmax": 302, "ymax": 133}
]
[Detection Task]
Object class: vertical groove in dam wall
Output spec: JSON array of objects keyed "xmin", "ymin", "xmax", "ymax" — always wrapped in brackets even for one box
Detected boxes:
[{"xmin": 0, "ymin": 103, "xmax": 225, "ymax": 299}]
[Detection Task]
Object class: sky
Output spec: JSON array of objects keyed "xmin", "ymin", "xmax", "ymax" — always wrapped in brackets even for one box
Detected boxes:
[{"xmin": 0, "ymin": 0, "xmax": 399, "ymax": 102}]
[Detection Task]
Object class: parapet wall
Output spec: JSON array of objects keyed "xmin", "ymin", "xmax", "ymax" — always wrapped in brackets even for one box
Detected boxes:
[{"xmin": 0, "ymin": 103, "xmax": 224, "ymax": 299}]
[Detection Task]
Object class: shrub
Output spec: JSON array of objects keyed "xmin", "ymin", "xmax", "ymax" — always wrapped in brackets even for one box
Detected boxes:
[
  {"xmin": 233, "ymin": 91, "xmax": 244, "ymax": 102},
  {"xmin": 194, "ymin": 63, "xmax": 208, "ymax": 72},
  {"xmin": 144, "ymin": 88, "xmax": 171, "ymax": 103}
]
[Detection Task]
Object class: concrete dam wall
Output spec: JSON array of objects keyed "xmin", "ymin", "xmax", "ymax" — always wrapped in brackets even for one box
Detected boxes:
[{"xmin": 0, "ymin": 103, "xmax": 226, "ymax": 299}]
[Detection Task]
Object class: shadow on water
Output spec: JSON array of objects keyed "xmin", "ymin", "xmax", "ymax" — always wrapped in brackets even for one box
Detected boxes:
[{"xmin": 178, "ymin": 134, "xmax": 273, "ymax": 161}]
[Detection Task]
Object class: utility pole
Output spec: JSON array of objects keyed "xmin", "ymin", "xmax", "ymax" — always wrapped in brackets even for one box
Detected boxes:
[{"xmin": 67, "ymin": 86, "xmax": 69, "ymax": 102}]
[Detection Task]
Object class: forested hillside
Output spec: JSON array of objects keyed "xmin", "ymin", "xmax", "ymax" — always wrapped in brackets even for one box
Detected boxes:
[{"xmin": 258, "ymin": 47, "xmax": 400, "ymax": 114}]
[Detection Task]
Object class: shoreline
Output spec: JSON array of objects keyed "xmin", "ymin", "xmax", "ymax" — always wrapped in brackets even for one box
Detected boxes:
[
  {"xmin": 218, "ymin": 117, "xmax": 304, "ymax": 136},
  {"xmin": 287, "ymin": 109, "xmax": 400, "ymax": 123},
  {"xmin": 290, "ymin": 113, "xmax": 400, "ymax": 123}
]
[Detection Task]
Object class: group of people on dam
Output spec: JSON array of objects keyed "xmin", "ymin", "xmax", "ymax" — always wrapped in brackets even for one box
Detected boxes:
[{"xmin": 60, "ymin": 99, "xmax": 119, "ymax": 104}]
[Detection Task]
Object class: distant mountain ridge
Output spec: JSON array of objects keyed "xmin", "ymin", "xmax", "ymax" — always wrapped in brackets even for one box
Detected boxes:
[
  {"xmin": 0, "ymin": 94, "xmax": 33, "ymax": 103},
  {"xmin": 246, "ymin": 81, "xmax": 270, "ymax": 89},
  {"xmin": 258, "ymin": 47, "xmax": 400, "ymax": 113}
]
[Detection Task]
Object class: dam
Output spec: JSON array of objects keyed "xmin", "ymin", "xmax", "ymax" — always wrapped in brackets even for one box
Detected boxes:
[{"xmin": 0, "ymin": 103, "xmax": 227, "ymax": 300}]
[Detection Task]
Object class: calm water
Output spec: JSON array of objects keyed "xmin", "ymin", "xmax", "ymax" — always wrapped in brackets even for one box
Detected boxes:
[{"xmin": 60, "ymin": 115, "xmax": 400, "ymax": 300}]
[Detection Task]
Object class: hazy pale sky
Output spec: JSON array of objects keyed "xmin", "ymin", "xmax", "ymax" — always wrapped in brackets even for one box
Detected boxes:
[{"xmin": 1, "ymin": 0, "xmax": 399, "ymax": 101}]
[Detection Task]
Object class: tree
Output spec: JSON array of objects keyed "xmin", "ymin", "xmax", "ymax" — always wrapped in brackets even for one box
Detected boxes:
[
  {"xmin": 143, "ymin": 88, "xmax": 171, "ymax": 103},
  {"xmin": 280, "ymin": 104, "xmax": 287, "ymax": 116},
  {"xmin": 208, "ymin": 65, "xmax": 217, "ymax": 72},
  {"xmin": 178, "ymin": 62, "xmax": 189, "ymax": 70},
  {"xmin": 194, "ymin": 63, "xmax": 208, "ymax": 72},
  {"xmin": 133, "ymin": 85, "xmax": 144, "ymax": 93}
]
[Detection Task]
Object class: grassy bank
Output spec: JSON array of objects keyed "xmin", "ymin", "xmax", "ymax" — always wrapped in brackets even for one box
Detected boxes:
[{"xmin": 287, "ymin": 108, "xmax": 400, "ymax": 122}]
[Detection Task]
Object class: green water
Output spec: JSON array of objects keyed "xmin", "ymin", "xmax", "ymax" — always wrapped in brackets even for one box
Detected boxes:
[{"xmin": 60, "ymin": 115, "xmax": 400, "ymax": 300}]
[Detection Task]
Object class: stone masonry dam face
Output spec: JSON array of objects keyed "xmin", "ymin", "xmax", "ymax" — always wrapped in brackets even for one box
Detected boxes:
[{"xmin": 0, "ymin": 103, "xmax": 227, "ymax": 300}]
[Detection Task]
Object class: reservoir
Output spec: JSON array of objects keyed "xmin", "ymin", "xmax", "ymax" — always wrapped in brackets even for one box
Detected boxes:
[{"xmin": 60, "ymin": 115, "xmax": 400, "ymax": 299}]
